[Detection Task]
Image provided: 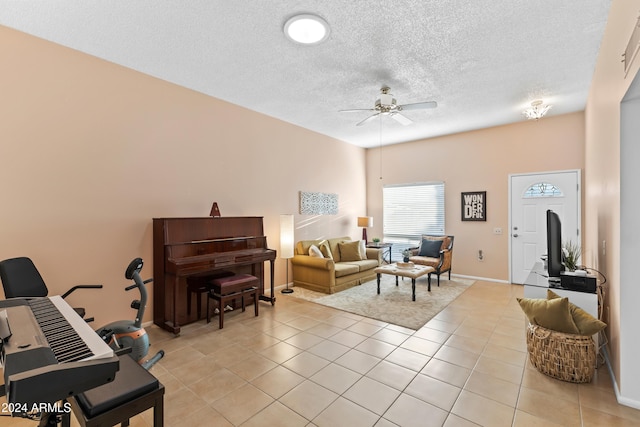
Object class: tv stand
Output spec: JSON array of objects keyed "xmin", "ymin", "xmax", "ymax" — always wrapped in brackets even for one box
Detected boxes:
[{"xmin": 523, "ymin": 262, "xmax": 598, "ymax": 319}]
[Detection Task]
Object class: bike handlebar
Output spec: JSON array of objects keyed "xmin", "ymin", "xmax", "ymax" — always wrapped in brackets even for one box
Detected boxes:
[{"xmin": 125, "ymin": 278, "xmax": 153, "ymax": 291}]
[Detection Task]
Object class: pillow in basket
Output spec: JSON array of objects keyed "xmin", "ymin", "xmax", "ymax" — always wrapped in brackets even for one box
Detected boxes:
[
  {"xmin": 517, "ymin": 296, "xmax": 580, "ymax": 334},
  {"xmin": 546, "ymin": 289, "xmax": 606, "ymax": 335}
]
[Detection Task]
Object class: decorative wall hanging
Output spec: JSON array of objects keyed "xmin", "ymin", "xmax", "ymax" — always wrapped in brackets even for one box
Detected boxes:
[
  {"xmin": 299, "ymin": 191, "xmax": 338, "ymax": 215},
  {"xmin": 461, "ymin": 191, "xmax": 486, "ymax": 221}
]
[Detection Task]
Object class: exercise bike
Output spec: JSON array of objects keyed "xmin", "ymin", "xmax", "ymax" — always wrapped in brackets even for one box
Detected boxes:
[{"xmin": 96, "ymin": 258, "xmax": 164, "ymax": 370}]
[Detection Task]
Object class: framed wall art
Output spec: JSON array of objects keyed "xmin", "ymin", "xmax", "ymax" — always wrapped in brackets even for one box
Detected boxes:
[
  {"xmin": 461, "ymin": 191, "xmax": 486, "ymax": 221},
  {"xmin": 299, "ymin": 191, "xmax": 338, "ymax": 215}
]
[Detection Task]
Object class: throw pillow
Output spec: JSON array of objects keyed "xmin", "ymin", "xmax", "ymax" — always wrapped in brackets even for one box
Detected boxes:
[
  {"xmin": 418, "ymin": 239, "xmax": 442, "ymax": 257},
  {"xmin": 308, "ymin": 244, "xmax": 323, "ymax": 258},
  {"xmin": 546, "ymin": 289, "xmax": 606, "ymax": 335},
  {"xmin": 517, "ymin": 296, "xmax": 580, "ymax": 334},
  {"xmin": 338, "ymin": 241, "xmax": 364, "ymax": 262},
  {"xmin": 359, "ymin": 240, "xmax": 367, "ymax": 260},
  {"xmin": 318, "ymin": 240, "xmax": 333, "ymax": 260}
]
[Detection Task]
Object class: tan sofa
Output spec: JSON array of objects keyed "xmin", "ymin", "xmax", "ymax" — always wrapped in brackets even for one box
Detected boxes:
[
  {"xmin": 408, "ymin": 235, "xmax": 454, "ymax": 287},
  {"xmin": 291, "ymin": 236, "xmax": 382, "ymax": 294}
]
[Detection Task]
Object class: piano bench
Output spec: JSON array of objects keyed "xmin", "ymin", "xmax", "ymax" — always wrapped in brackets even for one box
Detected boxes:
[
  {"xmin": 70, "ymin": 354, "xmax": 165, "ymax": 427},
  {"xmin": 186, "ymin": 271, "xmax": 234, "ymax": 319},
  {"xmin": 207, "ymin": 274, "xmax": 260, "ymax": 329}
]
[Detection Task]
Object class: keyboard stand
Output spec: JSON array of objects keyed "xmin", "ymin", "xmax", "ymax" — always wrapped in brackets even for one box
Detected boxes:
[{"xmin": 69, "ymin": 354, "xmax": 165, "ymax": 427}]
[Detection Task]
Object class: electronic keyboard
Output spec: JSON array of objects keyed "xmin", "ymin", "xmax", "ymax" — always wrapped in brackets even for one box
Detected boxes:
[{"xmin": 0, "ymin": 296, "xmax": 118, "ymax": 411}]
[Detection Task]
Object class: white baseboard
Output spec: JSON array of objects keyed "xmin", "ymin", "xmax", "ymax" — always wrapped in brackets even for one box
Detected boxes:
[
  {"xmin": 269, "ymin": 282, "xmax": 292, "ymax": 295},
  {"xmin": 601, "ymin": 346, "xmax": 640, "ymax": 410},
  {"xmin": 451, "ymin": 273, "xmax": 510, "ymax": 284}
]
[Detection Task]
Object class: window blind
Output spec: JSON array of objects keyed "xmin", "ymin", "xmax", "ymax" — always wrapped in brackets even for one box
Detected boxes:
[{"xmin": 383, "ymin": 182, "xmax": 445, "ymax": 258}]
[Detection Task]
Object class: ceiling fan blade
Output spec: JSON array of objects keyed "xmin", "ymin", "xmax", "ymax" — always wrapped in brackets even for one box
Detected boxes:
[
  {"xmin": 399, "ymin": 101, "xmax": 438, "ymax": 111},
  {"xmin": 356, "ymin": 113, "xmax": 380, "ymax": 126},
  {"xmin": 339, "ymin": 108, "xmax": 375, "ymax": 113},
  {"xmin": 390, "ymin": 112, "xmax": 413, "ymax": 126}
]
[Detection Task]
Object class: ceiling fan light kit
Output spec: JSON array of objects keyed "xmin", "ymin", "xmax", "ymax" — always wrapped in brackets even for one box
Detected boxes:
[
  {"xmin": 284, "ymin": 14, "xmax": 330, "ymax": 45},
  {"xmin": 523, "ymin": 100, "xmax": 552, "ymax": 120}
]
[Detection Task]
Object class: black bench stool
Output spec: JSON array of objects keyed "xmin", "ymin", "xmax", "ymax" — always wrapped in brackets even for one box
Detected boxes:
[
  {"xmin": 69, "ymin": 354, "xmax": 165, "ymax": 427},
  {"xmin": 206, "ymin": 274, "xmax": 259, "ymax": 328}
]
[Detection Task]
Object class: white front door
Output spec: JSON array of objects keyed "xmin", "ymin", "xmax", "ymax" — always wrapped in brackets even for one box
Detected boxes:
[{"xmin": 509, "ymin": 170, "xmax": 581, "ymax": 284}]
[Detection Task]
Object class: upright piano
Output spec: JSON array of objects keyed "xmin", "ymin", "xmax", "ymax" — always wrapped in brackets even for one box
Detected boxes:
[{"xmin": 153, "ymin": 217, "xmax": 276, "ymax": 334}]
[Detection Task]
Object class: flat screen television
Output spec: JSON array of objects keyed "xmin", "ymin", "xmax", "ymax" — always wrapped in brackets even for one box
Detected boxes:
[{"xmin": 546, "ymin": 209, "xmax": 564, "ymax": 282}]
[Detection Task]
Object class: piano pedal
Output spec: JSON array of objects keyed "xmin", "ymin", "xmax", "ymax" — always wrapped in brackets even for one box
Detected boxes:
[{"xmin": 211, "ymin": 305, "xmax": 233, "ymax": 316}]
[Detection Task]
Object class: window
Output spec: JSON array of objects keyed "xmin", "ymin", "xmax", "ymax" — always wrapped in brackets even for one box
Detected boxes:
[
  {"xmin": 383, "ymin": 182, "xmax": 445, "ymax": 260},
  {"xmin": 523, "ymin": 182, "xmax": 564, "ymax": 198}
]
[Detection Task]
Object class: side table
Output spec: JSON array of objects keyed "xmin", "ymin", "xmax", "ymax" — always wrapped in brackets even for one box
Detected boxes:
[{"xmin": 367, "ymin": 242, "xmax": 393, "ymax": 264}]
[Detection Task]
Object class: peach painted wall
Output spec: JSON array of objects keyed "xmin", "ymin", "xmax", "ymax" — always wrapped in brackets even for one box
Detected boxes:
[
  {"xmin": 365, "ymin": 112, "xmax": 585, "ymax": 282},
  {"xmin": 585, "ymin": 0, "xmax": 640, "ymax": 407},
  {"xmin": 0, "ymin": 26, "xmax": 367, "ymax": 326}
]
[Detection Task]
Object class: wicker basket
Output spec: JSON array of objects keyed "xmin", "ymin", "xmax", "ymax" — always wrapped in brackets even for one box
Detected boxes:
[{"xmin": 526, "ymin": 323, "xmax": 596, "ymax": 383}]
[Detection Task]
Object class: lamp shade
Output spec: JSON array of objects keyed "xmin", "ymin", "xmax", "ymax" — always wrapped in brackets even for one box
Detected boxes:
[
  {"xmin": 280, "ymin": 214, "xmax": 295, "ymax": 259},
  {"xmin": 357, "ymin": 216, "xmax": 373, "ymax": 227}
]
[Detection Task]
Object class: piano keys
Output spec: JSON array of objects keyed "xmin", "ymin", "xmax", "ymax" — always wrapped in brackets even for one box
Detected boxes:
[
  {"xmin": 0, "ymin": 296, "xmax": 118, "ymax": 411},
  {"xmin": 153, "ymin": 217, "xmax": 276, "ymax": 334}
]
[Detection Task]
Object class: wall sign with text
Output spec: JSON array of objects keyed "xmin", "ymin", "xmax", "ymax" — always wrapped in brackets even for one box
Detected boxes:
[{"xmin": 461, "ymin": 191, "xmax": 486, "ymax": 221}]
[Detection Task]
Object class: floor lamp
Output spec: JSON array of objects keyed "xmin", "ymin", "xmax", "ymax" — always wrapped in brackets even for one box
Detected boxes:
[{"xmin": 280, "ymin": 214, "xmax": 294, "ymax": 294}]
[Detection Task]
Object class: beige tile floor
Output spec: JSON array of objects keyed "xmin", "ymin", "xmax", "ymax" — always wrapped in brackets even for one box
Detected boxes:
[{"xmin": 4, "ymin": 281, "xmax": 640, "ymax": 426}]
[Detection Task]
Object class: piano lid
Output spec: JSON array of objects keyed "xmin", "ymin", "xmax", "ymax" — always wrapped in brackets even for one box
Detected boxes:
[{"xmin": 154, "ymin": 217, "xmax": 266, "ymax": 244}]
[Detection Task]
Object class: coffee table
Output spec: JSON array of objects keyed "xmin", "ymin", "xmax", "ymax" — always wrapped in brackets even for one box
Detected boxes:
[{"xmin": 374, "ymin": 264, "xmax": 435, "ymax": 301}]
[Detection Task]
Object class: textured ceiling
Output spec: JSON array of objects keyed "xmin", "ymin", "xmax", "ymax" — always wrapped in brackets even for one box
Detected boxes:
[{"xmin": 0, "ymin": 1, "xmax": 611, "ymax": 148}]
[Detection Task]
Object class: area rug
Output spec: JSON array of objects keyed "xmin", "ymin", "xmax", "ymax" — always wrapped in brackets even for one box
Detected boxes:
[{"xmin": 291, "ymin": 275, "xmax": 475, "ymax": 330}]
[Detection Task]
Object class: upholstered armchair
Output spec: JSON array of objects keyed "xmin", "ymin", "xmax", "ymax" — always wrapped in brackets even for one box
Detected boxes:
[{"xmin": 408, "ymin": 235, "xmax": 454, "ymax": 287}]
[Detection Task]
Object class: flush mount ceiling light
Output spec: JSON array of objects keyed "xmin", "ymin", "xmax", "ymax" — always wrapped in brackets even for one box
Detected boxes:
[
  {"xmin": 284, "ymin": 14, "xmax": 330, "ymax": 45},
  {"xmin": 523, "ymin": 100, "xmax": 552, "ymax": 120}
]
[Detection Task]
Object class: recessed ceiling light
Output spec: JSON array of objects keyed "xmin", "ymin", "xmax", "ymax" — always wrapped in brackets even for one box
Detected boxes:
[{"xmin": 284, "ymin": 14, "xmax": 330, "ymax": 45}]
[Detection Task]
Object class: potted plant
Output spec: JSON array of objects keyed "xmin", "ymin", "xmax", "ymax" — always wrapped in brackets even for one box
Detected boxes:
[
  {"xmin": 562, "ymin": 241, "xmax": 582, "ymax": 271},
  {"xmin": 372, "ymin": 237, "xmax": 380, "ymax": 244},
  {"xmin": 402, "ymin": 249, "xmax": 412, "ymax": 262}
]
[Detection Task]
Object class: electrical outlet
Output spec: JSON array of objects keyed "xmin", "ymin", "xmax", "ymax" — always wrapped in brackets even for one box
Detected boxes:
[
  {"xmin": 493, "ymin": 227, "xmax": 503, "ymax": 235},
  {"xmin": 602, "ymin": 240, "xmax": 606, "ymax": 256}
]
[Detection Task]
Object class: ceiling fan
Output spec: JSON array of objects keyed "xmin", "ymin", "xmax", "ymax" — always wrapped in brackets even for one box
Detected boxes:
[{"xmin": 339, "ymin": 86, "xmax": 437, "ymax": 126}]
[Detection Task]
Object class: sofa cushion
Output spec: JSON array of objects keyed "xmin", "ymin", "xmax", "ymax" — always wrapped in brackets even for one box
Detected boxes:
[
  {"xmin": 342, "ymin": 259, "xmax": 379, "ymax": 272},
  {"xmin": 418, "ymin": 239, "xmax": 442, "ymax": 257},
  {"xmin": 421, "ymin": 235, "xmax": 450, "ymax": 250},
  {"xmin": 408, "ymin": 255, "xmax": 439, "ymax": 268},
  {"xmin": 517, "ymin": 296, "xmax": 580, "ymax": 334},
  {"xmin": 327, "ymin": 237, "xmax": 351, "ymax": 262},
  {"xmin": 334, "ymin": 262, "xmax": 360, "ymax": 278},
  {"xmin": 318, "ymin": 240, "xmax": 333, "ymax": 260},
  {"xmin": 547, "ymin": 290, "xmax": 606, "ymax": 335},
  {"xmin": 338, "ymin": 241, "xmax": 364, "ymax": 262},
  {"xmin": 296, "ymin": 239, "xmax": 322, "ymax": 256},
  {"xmin": 308, "ymin": 244, "xmax": 323, "ymax": 258}
]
